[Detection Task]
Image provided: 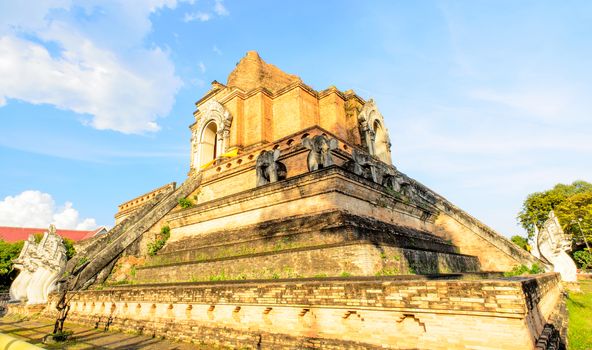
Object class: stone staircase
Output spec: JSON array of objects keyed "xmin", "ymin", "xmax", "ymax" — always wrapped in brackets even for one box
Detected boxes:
[{"xmin": 66, "ymin": 174, "xmax": 202, "ymax": 290}]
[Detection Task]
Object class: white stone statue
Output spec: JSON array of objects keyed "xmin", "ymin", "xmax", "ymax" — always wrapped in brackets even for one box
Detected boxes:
[
  {"xmin": 9, "ymin": 225, "xmax": 67, "ymax": 304},
  {"xmin": 534, "ymin": 211, "xmax": 577, "ymax": 282}
]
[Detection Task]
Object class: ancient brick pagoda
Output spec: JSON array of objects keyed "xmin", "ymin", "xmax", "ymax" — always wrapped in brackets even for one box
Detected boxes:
[{"xmin": 40, "ymin": 51, "xmax": 566, "ymax": 349}]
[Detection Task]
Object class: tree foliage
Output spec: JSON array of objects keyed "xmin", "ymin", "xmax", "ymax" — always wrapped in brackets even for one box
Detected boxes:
[
  {"xmin": 518, "ymin": 180, "xmax": 592, "ymax": 243},
  {"xmin": 0, "ymin": 240, "xmax": 24, "ymax": 288},
  {"xmin": 518, "ymin": 180, "xmax": 592, "ymax": 270},
  {"xmin": 63, "ymin": 238, "xmax": 76, "ymax": 260},
  {"xmin": 574, "ymin": 250, "xmax": 592, "ymax": 270},
  {"xmin": 511, "ymin": 235, "xmax": 530, "ymax": 251}
]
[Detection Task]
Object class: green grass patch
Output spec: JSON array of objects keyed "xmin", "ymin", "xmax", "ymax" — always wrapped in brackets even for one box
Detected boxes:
[
  {"xmin": 568, "ymin": 279, "xmax": 592, "ymax": 350},
  {"xmin": 503, "ymin": 263, "xmax": 543, "ymax": 277},
  {"xmin": 147, "ymin": 225, "xmax": 171, "ymax": 256},
  {"xmin": 375, "ymin": 266, "xmax": 400, "ymax": 276}
]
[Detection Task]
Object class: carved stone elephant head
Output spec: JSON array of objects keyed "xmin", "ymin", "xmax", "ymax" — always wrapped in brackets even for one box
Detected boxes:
[
  {"xmin": 256, "ymin": 149, "xmax": 287, "ymax": 186},
  {"xmin": 302, "ymin": 135, "xmax": 338, "ymax": 171},
  {"xmin": 345, "ymin": 148, "xmax": 378, "ymax": 182}
]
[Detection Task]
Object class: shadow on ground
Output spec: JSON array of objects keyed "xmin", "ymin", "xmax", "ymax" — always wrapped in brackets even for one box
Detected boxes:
[{"xmin": 0, "ymin": 313, "xmax": 212, "ymax": 349}]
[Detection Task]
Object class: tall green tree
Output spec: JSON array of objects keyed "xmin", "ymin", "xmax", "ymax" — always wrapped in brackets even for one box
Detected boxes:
[
  {"xmin": 518, "ymin": 180, "xmax": 592, "ymax": 249},
  {"xmin": 0, "ymin": 240, "xmax": 24, "ymax": 288}
]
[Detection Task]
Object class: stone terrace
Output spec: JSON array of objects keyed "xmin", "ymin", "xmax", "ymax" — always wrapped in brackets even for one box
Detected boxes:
[{"xmin": 43, "ymin": 273, "xmax": 564, "ymax": 349}]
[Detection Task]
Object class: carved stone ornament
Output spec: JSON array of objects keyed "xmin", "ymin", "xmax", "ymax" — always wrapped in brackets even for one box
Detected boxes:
[
  {"xmin": 532, "ymin": 211, "xmax": 577, "ymax": 282},
  {"xmin": 343, "ymin": 148, "xmax": 436, "ymax": 206},
  {"xmin": 345, "ymin": 148, "xmax": 378, "ymax": 182},
  {"xmin": 256, "ymin": 149, "xmax": 287, "ymax": 186},
  {"xmin": 191, "ymin": 100, "xmax": 233, "ymax": 169},
  {"xmin": 10, "ymin": 224, "xmax": 68, "ymax": 304},
  {"xmin": 302, "ymin": 135, "xmax": 338, "ymax": 171},
  {"xmin": 357, "ymin": 99, "xmax": 392, "ymax": 164}
]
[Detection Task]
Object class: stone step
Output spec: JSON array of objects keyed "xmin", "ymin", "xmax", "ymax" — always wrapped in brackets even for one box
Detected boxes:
[
  {"xmin": 133, "ymin": 241, "xmax": 480, "ymax": 284},
  {"xmin": 150, "ymin": 211, "xmax": 459, "ymax": 268}
]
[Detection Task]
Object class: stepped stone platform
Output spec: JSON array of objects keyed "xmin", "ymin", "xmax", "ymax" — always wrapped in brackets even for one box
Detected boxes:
[
  {"xmin": 42, "ymin": 273, "xmax": 565, "ymax": 350},
  {"xmin": 136, "ymin": 210, "xmax": 480, "ymax": 283},
  {"xmin": 32, "ymin": 52, "xmax": 562, "ymax": 349},
  {"xmin": 129, "ymin": 166, "xmax": 480, "ymax": 284}
]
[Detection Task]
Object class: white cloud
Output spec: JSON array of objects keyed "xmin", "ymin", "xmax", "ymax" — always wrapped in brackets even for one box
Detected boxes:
[
  {"xmin": 184, "ymin": 12, "xmax": 211, "ymax": 22},
  {"xmin": 0, "ymin": 191, "xmax": 97, "ymax": 230},
  {"xmin": 0, "ymin": 1, "xmax": 183, "ymax": 134},
  {"xmin": 213, "ymin": 45, "xmax": 222, "ymax": 55},
  {"xmin": 469, "ymin": 87, "xmax": 587, "ymax": 123},
  {"xmin": 214, "ymin": 0, "xmax": 229, "ymax": 16},
  {"xmin": 184, "ymin": 0, "xmax": 228, "ymax": 22},
  {"xmin": 198, "ymin": 61, "xmax": 206, "ymax": 73}
]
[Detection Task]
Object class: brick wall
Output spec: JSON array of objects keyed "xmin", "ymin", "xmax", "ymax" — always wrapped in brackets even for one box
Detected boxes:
[
  {"xmin": 41, "ymin": 273, "xmax": 564, "ymax": 349},
  {"xmin": 134, "ymin": 242, "xmax": 479, "ymax": 283}
]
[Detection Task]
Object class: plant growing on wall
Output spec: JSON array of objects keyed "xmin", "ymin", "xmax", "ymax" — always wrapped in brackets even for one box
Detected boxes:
[
  {"xmin": 63, "ymin": 238, "xmax": 76, "ymax": 259},
  {"xmin": 503, "ymin": 264, "xmax": 543, "ymax": 277},
  {"xmin": 178, "ymin": 197, "xmax": 193, "ymax": 209},
  {"xmin": 147, "ymin": 225, "xmax": 171, "ymax": 256}
]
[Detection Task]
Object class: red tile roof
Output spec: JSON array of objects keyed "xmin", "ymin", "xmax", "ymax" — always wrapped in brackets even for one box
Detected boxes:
[{"xmin": 0, "ymin": 226, "xmax": 106, "ymax": 242}]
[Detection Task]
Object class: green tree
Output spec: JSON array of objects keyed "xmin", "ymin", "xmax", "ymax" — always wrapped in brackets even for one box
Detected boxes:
[
  {"xmin": 518, "ymin": 180, "xmax": 592, "ymax": 270},
  {"xmin": 0, "ymin": 240, "xmax": 24, "ymax": 289},
  {"xmin": 574, "ymin": 250, "xmax": 592, "ymax": 270},
  {"xmin": 518, "ymin": 180, "xmax": 592, "ymax": 241},
  {"xmin": 555, "ymin": 192, "xmax": 592, "ymax": 245},
  {"xmin": 511, "ymin": 235, "xmax": 530, "ymax": 251}
]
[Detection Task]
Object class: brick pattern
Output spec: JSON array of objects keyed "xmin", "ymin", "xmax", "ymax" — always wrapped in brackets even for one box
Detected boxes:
[
  {"xmin": 134, "ymin": 243, "xmax": 479, "ymax": 283},
  {"xmin": 40, "ymin": 273, "xmax": 562, "ymax": 349}
]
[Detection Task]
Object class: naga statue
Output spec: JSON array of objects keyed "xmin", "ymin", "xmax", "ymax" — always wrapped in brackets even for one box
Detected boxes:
[
  {"xmin": 10, "ymin": 225, "xmax": 67, "ymax": 304},
  {"xmin": 532, "ymin": 211, "xmax": 577, "ymax": 282}
]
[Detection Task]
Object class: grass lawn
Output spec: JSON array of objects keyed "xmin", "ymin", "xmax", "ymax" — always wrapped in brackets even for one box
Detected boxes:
[{"xmin": 568, "ymin": 279, "xmax": 592, "ymax": 350}]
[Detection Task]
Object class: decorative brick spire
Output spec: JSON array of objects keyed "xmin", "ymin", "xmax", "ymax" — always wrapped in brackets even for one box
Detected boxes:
[{"xmin": 226, "ymin": 51, "xmax": 301, "ymax": 92}]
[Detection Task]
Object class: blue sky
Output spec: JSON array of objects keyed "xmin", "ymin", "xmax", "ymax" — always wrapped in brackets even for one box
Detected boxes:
[{"xmin": 0, "ymin": 1, "xmax": 590, "ymax": 236}]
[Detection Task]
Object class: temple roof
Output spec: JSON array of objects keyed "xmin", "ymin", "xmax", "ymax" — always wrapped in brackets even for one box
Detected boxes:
[
  {"xmin": 0, "ymin": 226, "xmax": 107, "ymax": 242},
  {"xmin": 226, "ymin": 51, "xmax": 302, "ymax": 93}
]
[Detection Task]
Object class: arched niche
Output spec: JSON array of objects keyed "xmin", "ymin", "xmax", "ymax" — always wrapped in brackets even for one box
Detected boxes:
[
  {"xmin": 357, "ymin": 99, "xmax": 392, "ymax": 165},
  {"xmin": 199, "ymin": 121, "xmax": 218, "ymax": 166},
  {"xmin": 190, "ymin": 100, "xmax": 233, "ymax": 170},
  {"xmin": 372, "ymin": 120, "xmax": 390, "ymax": 163}
]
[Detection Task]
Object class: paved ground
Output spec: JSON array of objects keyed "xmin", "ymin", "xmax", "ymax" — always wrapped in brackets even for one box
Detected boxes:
[{"xmin": 0, "ymin": 313, "xmax": 214, "ymax": 349}]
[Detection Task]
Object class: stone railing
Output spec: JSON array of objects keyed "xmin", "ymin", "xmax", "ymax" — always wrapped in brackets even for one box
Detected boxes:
[
  {"xmin": 70, "ymin": 174, "xmax": 202, "ymax": 290},
  {"xmin": 115, "ymin": 182, "xmax": 177, "ymax": 223}
]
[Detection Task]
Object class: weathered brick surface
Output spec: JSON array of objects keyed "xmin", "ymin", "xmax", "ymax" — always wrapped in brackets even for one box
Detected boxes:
[
  {"xmin": 41, "ymin": 273, "xmax": 563, "ymax": 349},
  {"xmin": 135, "ymin": 242, "xmax": 479, "ymax": 283}
]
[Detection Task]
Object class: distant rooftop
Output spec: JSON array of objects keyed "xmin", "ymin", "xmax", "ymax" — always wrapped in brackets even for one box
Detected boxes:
[{"xmin": 0, "ymin": 226, "xmax": 107, "ymax": 243}]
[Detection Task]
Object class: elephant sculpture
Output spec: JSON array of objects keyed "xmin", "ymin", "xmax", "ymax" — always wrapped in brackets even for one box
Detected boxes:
[
  {"xmin": 376, "ymin": 163, "xmax": 398, "ymax": 189},
  {"xmin": 345, "ymin": 148, "xmax": 378, "ymax": 183},
  {"xmin": 256, "ymin": 149, "xmax": 287, "ymax": 186},
  {"xmin": 302, "ymin": 135, "xmax": 338, "ymax": 171}
]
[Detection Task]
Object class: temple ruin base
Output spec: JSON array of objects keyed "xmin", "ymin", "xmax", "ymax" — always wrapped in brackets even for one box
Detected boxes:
[{"xmin": 21, "ymin": 273, "xmax": 566, "ymax": 350}]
